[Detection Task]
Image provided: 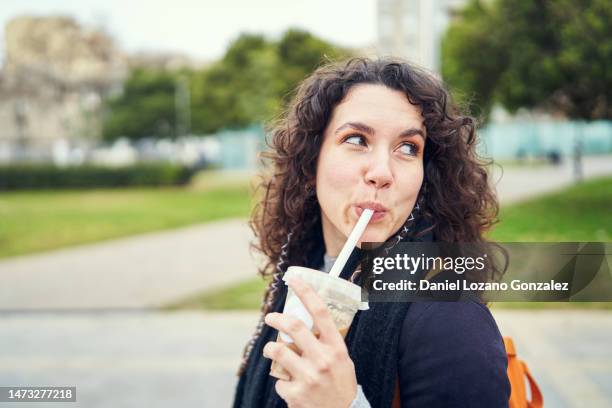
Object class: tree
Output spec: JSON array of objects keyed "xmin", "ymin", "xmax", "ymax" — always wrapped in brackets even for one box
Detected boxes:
[
  {"xmin": 104, "ymin": 29, "xmax": 349, "ymax": 138},
  {"xmin": 190, "ymin": 29, "xmax": 349, "ymax": 134},
  {"xmin": 441, "ymin": 0, "xmax": 612, "ymax": 120},
  {"xmin": 441, "ymin": 1, "xmax": 506, "ymax": 119},
  {"xmin": 102, "ymin": 68, "xmax": 179, "ymax": 140},
  {"xmin": 190, "ymin": 33, "xmax": 280, "ymax": 134},
  {"xmin": 275, "ymin": 29, "xmax": 350, "ymax": 103}
]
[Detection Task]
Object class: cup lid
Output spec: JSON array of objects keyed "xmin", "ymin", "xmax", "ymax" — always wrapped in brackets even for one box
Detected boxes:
[{"xmin": 283, "ymin": 266, "xmax": 369, "ymax": 310}]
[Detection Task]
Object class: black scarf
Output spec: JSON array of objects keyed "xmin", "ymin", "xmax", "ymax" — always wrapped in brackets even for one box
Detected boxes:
[{"xmin": 233, "ymin": 218, "xmax": 434, "ymax": 408}]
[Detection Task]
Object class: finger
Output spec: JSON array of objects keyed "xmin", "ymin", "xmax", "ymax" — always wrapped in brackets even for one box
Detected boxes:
[
  {"xmin": 263, "ymin": 341, "xmax": 309, "ymax": 378},
  {"xmin": 274, "ymin": 378, "xmax": 299, "ymax": 403},
  {"xmin": 265, "ymin": 312, "xmax": 323, "ymax": 358},
  {"xmin": 286, "ymin": 276, "xmax": 342, "ymax": 345}
]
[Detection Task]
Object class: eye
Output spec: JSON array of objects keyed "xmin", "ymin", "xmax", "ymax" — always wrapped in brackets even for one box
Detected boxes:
[
  {"xmin": 398, "ymin": 142, "xmax": 419, "ymax": 156},
  {"xmin": 343, "ymin": 134, "xmax": 367, "ymax": 147}
]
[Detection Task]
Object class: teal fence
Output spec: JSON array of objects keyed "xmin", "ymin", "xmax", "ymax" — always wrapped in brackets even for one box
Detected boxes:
[
  {"xmin": 214, "ymin": 121, "xmax": 612, "ymax": 169},
  {"xmin": 217, "ymin": 125, "xmax": 265, "ymax": 170},
  {"xmin": 478, "ymin": 121, "xmax": 612, "ymax": 160}
]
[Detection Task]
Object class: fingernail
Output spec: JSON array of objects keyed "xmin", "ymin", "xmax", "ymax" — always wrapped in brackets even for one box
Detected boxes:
[{"xmin": 264, "ymin": 341, "xmax": 276, "ymax": 356}]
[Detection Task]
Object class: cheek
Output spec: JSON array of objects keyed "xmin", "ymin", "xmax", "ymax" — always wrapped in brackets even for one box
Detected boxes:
[
  {"xmin": 402, "ymin": 167, "xmax": 424, "ymax": 197},
  {"xmin": 327, "ymin": 163, "xmax": 352, "ymax": 188},
  {"xmin": 316, "ymin": 151, "xmax": 363, "ymax": 232},
  {"xmin": 317, "ymin": 153, "xmax": 359, "ymax": 195}
]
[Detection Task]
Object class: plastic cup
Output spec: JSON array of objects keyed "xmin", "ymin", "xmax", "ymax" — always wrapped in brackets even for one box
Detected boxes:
[{"xmin": 269, "ymin": 266, "xmax": 368, "ymax": 380}]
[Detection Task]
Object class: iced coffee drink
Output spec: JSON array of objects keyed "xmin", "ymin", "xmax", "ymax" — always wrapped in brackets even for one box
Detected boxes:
[{"xmin": 269, "ymin": 266, "xmax": 367, "ymax": 380}]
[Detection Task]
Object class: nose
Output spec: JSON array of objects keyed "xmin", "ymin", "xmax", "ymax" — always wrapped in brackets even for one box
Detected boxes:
[{"xmin": 364, "ymin": 154, "xmax": 393, "ymax": 190}]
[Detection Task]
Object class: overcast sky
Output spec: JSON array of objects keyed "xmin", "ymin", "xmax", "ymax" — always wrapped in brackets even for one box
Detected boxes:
[{"xmin": 0, "ymin": 0, "xmax": 378, "ymax": 63}]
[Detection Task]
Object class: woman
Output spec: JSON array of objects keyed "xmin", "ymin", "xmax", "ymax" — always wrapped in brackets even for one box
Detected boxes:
[{"xmin": 233, "ymin": 58, "xmax": 510, "ymax": 407}]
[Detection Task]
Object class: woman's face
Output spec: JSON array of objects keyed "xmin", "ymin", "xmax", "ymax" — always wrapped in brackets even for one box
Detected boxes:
[{"xmin": 316, "ymin": 84, "xmax": 425, "ymax": 256}]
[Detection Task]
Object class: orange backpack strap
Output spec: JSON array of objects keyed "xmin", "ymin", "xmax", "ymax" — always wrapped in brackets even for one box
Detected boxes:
[
  {"xmin": 521, "ymin": 360, "xmax": 543, "ymax": 408},
  {"xmin": 504, "ymin": 336, "xmax": 516, "ymax": 356},
  {"xmin": 504, "ymin": 336, "xmax": 543, "ymax": 408}
]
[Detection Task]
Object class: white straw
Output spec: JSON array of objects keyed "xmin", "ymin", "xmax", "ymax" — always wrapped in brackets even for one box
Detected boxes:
[{"xmin": 328, "ymin": 209, "xmax": 374, "ymax": 278}]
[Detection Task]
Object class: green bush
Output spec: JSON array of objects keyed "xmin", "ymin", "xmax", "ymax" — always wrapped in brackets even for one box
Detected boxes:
[{"xmin": 0, "ymin": 163, "xmax": 195, "ymax": 190}]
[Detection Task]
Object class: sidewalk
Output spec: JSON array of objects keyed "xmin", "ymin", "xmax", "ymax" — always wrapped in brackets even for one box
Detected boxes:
[
  {"xmin": 0, "ymin": 309, "xmax": 610, "ymax": 407},
  {"xmin": 0, "ymin": 219, "xmax": 260, "ymax": 310},
  {"xmin": 491, "ymin": 154, "xmax": 612, "ymax": 203}
]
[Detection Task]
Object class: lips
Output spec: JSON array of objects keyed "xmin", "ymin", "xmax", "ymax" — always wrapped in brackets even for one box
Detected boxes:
[{"xmin": 354, "ymin": 201, "xmax": 388, "ymax": 222}]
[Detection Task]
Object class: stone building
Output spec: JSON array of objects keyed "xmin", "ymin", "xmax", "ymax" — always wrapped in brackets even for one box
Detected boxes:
[{"xmin": 0, "ymin": 15, "xmax": 127, "ymax": 162}]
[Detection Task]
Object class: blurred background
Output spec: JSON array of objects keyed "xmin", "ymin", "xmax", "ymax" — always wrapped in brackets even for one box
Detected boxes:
[{"xmin": 0, "ymin": 0, "xmax": 610, "ymax": 407}]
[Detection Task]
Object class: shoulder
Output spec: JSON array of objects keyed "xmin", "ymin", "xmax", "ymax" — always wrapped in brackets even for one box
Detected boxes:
[
  {"xmin": 397, "ymin": 298, "xmax": 510, "ymax": 407},
  {"xmin": 400, "ymin": 297, "xmax": 504, "ymax": 355}
]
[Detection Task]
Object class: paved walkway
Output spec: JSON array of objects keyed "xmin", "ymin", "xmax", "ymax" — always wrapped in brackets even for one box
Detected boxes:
[
  {"xmin": 0, "ymin": 155, "xmax": 610, "ymax": 310},
  {"xmin": 0, "ymin": 309, "xmax": 610, "ymax": 407},
  {"xmin": 0, "ymin": 219, "xmax": 261, "ymax": 310},
  {"xmin": 491, "ymin": 154, "xmax": 612, "ymax": 203},
  {"xmin": 0, "ymin": 311, "xmax": 254, "ymax": 408}
]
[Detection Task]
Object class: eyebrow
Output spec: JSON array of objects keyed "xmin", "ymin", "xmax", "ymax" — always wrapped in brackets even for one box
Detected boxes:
[{"xmin": 334, "ymin": 121, "xmax": 426, "ymax": 140}]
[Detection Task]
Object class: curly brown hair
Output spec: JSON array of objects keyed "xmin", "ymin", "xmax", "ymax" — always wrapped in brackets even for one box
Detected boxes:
[{"xmin": 238, "ymin": 57, "xmax": 500, "ymax": 375}]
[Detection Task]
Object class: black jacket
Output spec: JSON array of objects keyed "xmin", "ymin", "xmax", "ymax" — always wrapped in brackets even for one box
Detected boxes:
[{"xmin": 396, "ymin": 299, "xmax": 510, "ymax": 407}]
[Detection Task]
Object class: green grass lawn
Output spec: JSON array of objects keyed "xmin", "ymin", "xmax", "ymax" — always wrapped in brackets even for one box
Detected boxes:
[
  {"xmin": 169, "ymin": 176, "xmax": 612, "ymax": 311},
  {"xmin": 490, "ymin": 176, "xmax": 612, "ymax": 242},
  {"xmin": 164, "ymin": 278, "xmax": 269, "ymax": 311},
  {"xmin": 0, "ymin": 177, "xmax": 252, "ymax": 259}
]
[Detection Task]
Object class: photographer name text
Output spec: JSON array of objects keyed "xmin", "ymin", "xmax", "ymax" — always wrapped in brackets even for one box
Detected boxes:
[{"xmin": 372, "ymin": 279, "xmax": 570, "ymax": 292}]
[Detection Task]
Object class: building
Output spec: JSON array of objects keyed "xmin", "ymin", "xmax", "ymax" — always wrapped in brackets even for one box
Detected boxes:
[
  {"xmin": 0, "ymin": 16, "xmax": 127, "ymax": 162},
  {"xmin": 376, "ymin": 0, "xmax": 467, "ymax": 73}
]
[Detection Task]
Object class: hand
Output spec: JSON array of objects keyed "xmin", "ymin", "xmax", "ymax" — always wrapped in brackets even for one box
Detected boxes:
[{"xmin": 263, "ymin": 276, "xmax": 358, "ymax": 408}]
